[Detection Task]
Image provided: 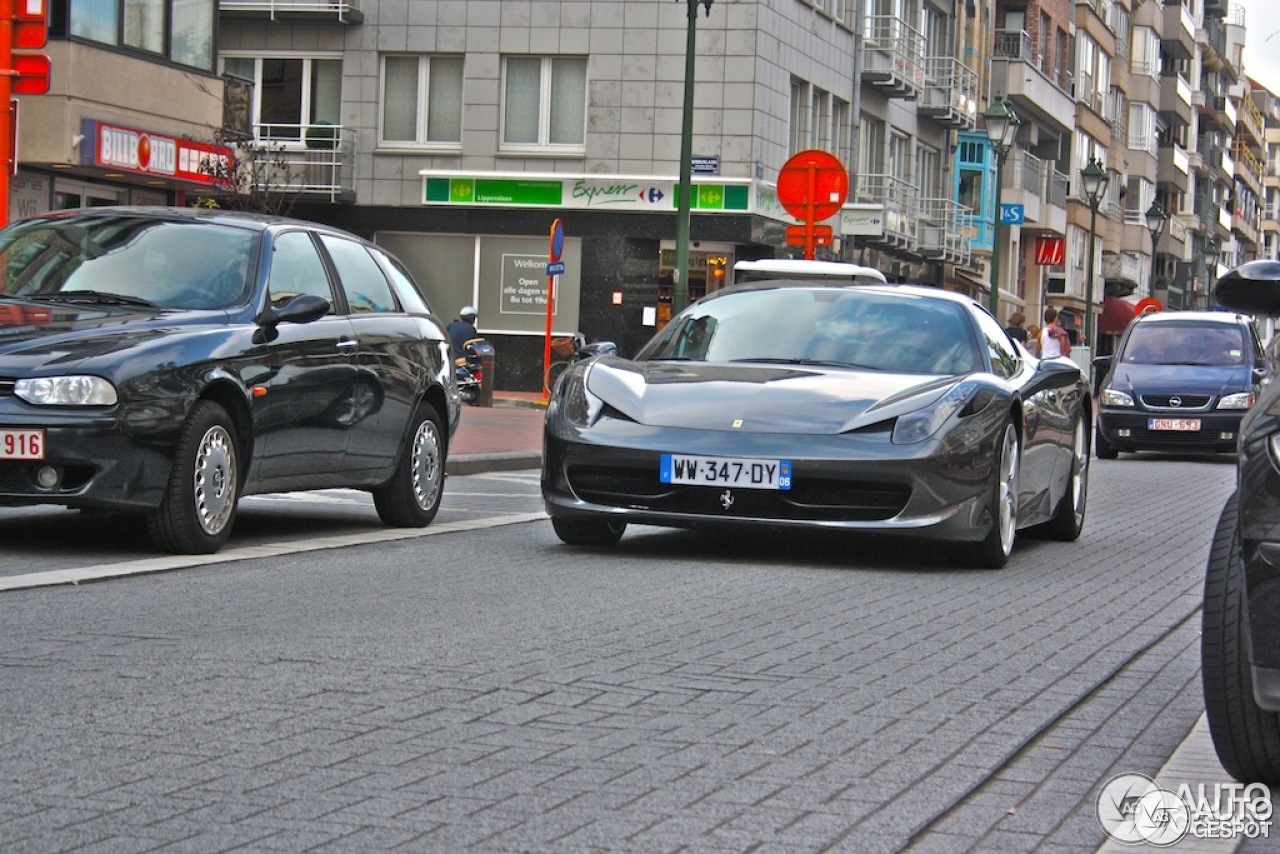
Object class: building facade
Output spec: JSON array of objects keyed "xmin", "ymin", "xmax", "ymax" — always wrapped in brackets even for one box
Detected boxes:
[{"xmin": 9, "ymin": 0, "xmax": 1270, "ymax": 389}]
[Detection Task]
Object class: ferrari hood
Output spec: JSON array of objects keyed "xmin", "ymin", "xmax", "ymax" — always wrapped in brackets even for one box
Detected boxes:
[{"xmin": 584, "ymin": 358, "xmax": 962, "ymax": 433}]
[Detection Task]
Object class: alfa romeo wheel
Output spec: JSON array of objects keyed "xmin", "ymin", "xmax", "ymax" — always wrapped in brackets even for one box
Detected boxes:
[
  {"xmin": 374, "ymin": 406, "xmax": 446, "ymax": 527},
  {"xmin": 147, "ymin": 400, "xmax": 240, "ymax": 554}
]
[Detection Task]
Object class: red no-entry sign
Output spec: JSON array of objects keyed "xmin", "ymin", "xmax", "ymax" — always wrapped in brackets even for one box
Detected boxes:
[{"xmin": 776, "ymin": 149, "xmax": 849, "ymax": 222}]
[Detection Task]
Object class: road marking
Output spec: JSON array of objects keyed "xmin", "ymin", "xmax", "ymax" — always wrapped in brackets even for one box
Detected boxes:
[{"xmin": 0, "ymin": 512, "xmax": 547, "ymax": 592}]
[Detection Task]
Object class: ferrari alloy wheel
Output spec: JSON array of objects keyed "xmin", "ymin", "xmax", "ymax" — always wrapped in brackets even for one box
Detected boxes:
[
  {"xmin": 374, "ymin": 406, "xmax": 445, "ymax": 527},
  {"xmin": 1202, "ymin": 492, "xmax": 1280, "ymax": 784},
  {"xmin": 1038, "ymin": 415, "xmax": 1088, "ymax": 541},
  {"xmin": 147, "ymin": 400, "xmax": 240, "ymax": 554},
  {"xmin": 960, "ymin": 421, "xmax": 1019, "ymax": 569},
  {"xmin": 552, "ymin": 515, "xmax": 627, "ymax": 547}
]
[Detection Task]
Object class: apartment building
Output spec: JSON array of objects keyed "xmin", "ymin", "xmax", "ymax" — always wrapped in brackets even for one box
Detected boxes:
[
  {"xmin": 9, "ymin": 1, "xmax": 228, "ymax": 216},
  {"xmin": 210, "ymin": 0, "xmax": 994, "ymax": 389}
]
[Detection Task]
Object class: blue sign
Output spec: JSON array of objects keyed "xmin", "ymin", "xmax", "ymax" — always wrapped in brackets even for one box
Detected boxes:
[
  {"xmin": 1000, "ymin": 203, "xmax": 1025, "ymax": 225},
  {"xmin": 546, "ymin": 261, "xmax": 566, "ymax": 276},
  {"xmin": 691, "ymin": 156, "xmax": 720, "ymax": 175}
]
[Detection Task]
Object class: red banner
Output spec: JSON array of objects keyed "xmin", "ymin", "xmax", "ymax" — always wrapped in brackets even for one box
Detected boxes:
[
  {"xmin": 84, "ymin": 120, "xmax": 232, "ymax": 187},
  {"xmin": 1034, "ymin": 235, "xmax": 1066, "ymax": 266}
]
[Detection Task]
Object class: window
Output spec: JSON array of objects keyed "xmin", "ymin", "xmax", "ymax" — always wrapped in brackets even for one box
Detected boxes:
[
  {"xmin": 321, "ymin": 236, "xmax": 399, "ymax": 314},
  {"xmin": 917, "ymin": 145, "xmax": 942, "ymax": 200},
  {"xmin": 70, "ymin": 0, "xmax": 214, "ymax": 71},
  {"xmin": 811, "ymin": 88, "xmax": 831, "ymax": 151},
  {"xmin": 380, "ymin": 55, "xmax": 464, "ymax": 147},
  {"xmin": 974, "ymin": 309, "xmax": 1020, "ymax": 379},
  {"xmin": 832, "ymin": 98, "xmax": 851, "ymax": 166},
  {"xmin": 859, "ymin": 115, "xmax": 885, "ymax": 178},
  {"xmin": 501, "ymin": 56, "xmax": 587, "ymax": 151},
  {"xmin": 789, "ymin": 78, "xmax": 808, "ymax": 155},
  {"xmin": 1131, "ymin": 27, "xmax": 1159, "ymax": 78},
  {"xmin": 1128, "ymin": 103, "xmax": 1158, "ymax": 155},
  {"xmin": 269, "ymin": 231, "xmax": 335, "ymax": 310},
  {"xmin": 221, "ymin": 55, "xmax": 343, "ymax": 144}
]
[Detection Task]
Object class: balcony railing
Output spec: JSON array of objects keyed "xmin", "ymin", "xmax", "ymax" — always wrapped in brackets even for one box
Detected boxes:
[
  {"xmin": 916, "ymin": 197, "xmax": 972, "ymax": 265},
  {"xmin": 920, "ymin": 56, "xmax": 978, "ymax": 129},
  {"xmin": 863, "ymin": 15, "xmax": 926, "ymax": 99},
  {"xmin": 857, "ymin": 173, "xmax": 918, "ymax": 248},
  {"xmin": 993, "ymin": 28, "xmax": 1071, "ymax": 92},
  {"xmin": 219, "ymin": 0, "xmax": 362, "ymax": 21},
  {"xmin": 246, "ymin": 123, "xmax": 356, "ymax": 202}
]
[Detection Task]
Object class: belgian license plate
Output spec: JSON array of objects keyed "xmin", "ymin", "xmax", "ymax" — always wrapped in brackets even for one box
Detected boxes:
[
  {"xmin": 0, "ymin": 428, "xmax": 44, "ymax": 459},
  {"xmin": 660, "ymin": 453, "xmax": 791, "ymax": 490},
  {"xmin": 1149, "ymin": 418, "xmax": 1201, "ymax": 432}
]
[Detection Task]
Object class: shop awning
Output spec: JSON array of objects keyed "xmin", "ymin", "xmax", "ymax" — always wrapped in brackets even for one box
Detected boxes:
[{"xmin": 1099, "ymin": 295, "xmax": 1138, "ymax": 336}]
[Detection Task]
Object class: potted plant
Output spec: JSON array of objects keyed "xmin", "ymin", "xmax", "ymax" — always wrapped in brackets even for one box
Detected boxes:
[{"xmin": 304, "ymin": 121, "xmax": 338, "ymax": 150}]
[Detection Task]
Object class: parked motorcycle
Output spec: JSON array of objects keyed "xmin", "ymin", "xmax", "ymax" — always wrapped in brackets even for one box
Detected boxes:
[{"xmin": 455, "ymin": 337, "xmax": 491, "ymax": 405}]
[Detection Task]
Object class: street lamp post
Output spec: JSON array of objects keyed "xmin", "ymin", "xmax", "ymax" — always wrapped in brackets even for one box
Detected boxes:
[
  {"xmin": 1203, "ymin": 237, "xmax": 1221, "ymax": 310},
  {"xmin": 1079, "ymin": 157, "xmax": 1109, "ymax": 352},
  {"xmin": 673, "ymin": 0, "xmax": 714, "ymax": 315},
  {"xmin": 1144, "ymin": 200, "xmax": 1167, "ymax": 296},
  {"xmin": 983, "ymin": 95, "xmax": 1020, "ymax": 318}
]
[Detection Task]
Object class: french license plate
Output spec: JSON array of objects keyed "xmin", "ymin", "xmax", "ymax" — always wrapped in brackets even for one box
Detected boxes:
[
  {"xmin": 660, "ymin": 453, "xmax": 791, "ymax": 490},
  {"xmin": 0, "ymin": 428, "xmax": 44, "ymax": 459},
  {"xmin": 1148, "ymin": 418, "xmax": 1201, "ymax": 432}
]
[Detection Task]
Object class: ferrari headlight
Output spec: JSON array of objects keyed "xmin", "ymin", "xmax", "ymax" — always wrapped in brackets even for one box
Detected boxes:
[
  {"xmin": 561, "ymin": 365, "xmax": 604, "ymax": 429},
  {"xmin": 15, "ymin": 375, "xmax": 117, "ymax": 406},
  {"xmin": 1218, "ymin": 392, "xmax": 1255, "ymax": 410},
  {"xmin": 892, "ymin": 381, "xmax": 978, "ymax": 445},
  {"xmin": 1101, "ymin": 388, "xmax": 1134, "ymax": 407}
]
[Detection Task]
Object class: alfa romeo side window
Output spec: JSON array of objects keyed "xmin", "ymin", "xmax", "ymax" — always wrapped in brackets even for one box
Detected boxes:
[
  {"xmin": 268, "ymin": 231, "xmax": 335, "ymax": 312},
  {"xmin": 321, "ymin": 235, "xmax": 399, "ymax": 314}
]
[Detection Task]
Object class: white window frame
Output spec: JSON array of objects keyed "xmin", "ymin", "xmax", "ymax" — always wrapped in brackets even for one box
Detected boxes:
[
  {"xmin": 499, "ymin": 56, "xmax": 588, "ymax": 154},
  {"xmin": 220, "ymin": 52, "xmax": 343, "ymax": 147},
  {"xmin": 790, "ymin": 78, "xmax": 809, "ymax": 155},
  {"xmin": 378, "ymin": 54, "xmax": 464, "ymax": 149}
]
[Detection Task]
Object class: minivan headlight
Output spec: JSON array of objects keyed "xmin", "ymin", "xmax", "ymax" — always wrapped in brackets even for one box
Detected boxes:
[
  {"xmin": 1101, "ymin": 388, "xmax": 1134, "ymax": 407},
  {"xmin": 1218, "ymin": 392, "xmax": 1255, "ymax": 410},
  {"xmin": 15, "ymin": 376, "xmax": 118, "ymax": 406}
]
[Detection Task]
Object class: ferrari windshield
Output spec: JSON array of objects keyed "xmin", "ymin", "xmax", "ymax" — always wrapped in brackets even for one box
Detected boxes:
[
  {"xmin": 638, "ymin": 287, "xmax": 982, "ymax": 375},
  {"xmin": 0, "ymin": 213, "xmax": 256, "ymax": 311}
]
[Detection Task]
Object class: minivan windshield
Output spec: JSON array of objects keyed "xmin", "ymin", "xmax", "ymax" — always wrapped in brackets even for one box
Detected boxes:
[{"xmin": 1120, "ymin": 322, "xmax": 1249, "ymax": 366}]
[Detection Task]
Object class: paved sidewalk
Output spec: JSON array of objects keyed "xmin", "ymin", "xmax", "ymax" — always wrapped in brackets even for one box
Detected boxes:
[{"xmin": 446, "ymin": 392, "xmax": 546, "ymax": 475}]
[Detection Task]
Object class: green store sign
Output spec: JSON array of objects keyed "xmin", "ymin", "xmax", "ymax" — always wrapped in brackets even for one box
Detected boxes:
[{"xmin": 422, "ymin": 174, "xmax": 752, "ymax": 214}]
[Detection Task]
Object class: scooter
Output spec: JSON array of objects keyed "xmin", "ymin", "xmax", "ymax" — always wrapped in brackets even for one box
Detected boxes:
[{"xmin": 455, "ymin": 337, "xmax": 490, "ymax": 405}]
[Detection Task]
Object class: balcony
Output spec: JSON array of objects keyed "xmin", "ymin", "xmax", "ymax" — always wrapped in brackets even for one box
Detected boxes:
[
  {"xmin": 246, "ymin": 123, "xmax": 357, "ymax": 203},
  {"xmin": 916, "ymin": 197, "xmax": 972, "ymax": 265},
  {"xmin": 991, "ymin": 30, "xmax": 1074, "ymax": 133},
  {"xmin": 863, "ymin": 15, "xmax": 925, "ymax": 100},
  {"xmin": 1157, "ymin": 144, "xmax": 1192, "ymax": 194},
  {"xmin": 919, "ymin": 57, "xmax": 978, "ymax": 130},
  {"xmin": 855, "ymin": 173, "xmax": 917, "ymax": 249},
  {"xmin": 1102, "ymin": 251, "xmax": 1144, "ymax": 292},
  {"xmin": 219, "ymin": 0, "xmax": 363, "ymax": 21},
  {"xmin": 1158, "ymin": 73, "xmax": 1193, "ymax": 128},
  {"xmin": 1238, "ymin": 94, "xmax": 1265, "ymax": 145},
  {"xmin": 1161, "ymin": 0, "xmax": 1196, "ymax": 60}
]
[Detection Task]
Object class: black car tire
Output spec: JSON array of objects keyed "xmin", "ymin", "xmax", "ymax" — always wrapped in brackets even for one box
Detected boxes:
[
  {"xmin": 146, "ymin": 400, "xmax": 240, "ymax": 555},
  {"xmin": 552, "ymin": 516, "xmax": 627, "ymax": 547},
  {"xmin": 373, "ymin": 405, "xmax": 446, "ymax": 527},
  {"xmin": 1095, "ymin": 424, "xmax": 1119, "ymax": 459},
  {"xmin": 1202, "ymin": 491, "xmax": 1280, "ymax": 784},
  {"xmin": 1037, "ymin": 414, "xmax": 1089, "ymax": 542},
  {"xmin": 957, "ymin": 421, "xmax": 1019, "ymax": 569}
]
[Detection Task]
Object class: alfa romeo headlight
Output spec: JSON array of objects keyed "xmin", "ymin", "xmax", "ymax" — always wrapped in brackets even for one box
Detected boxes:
[
  {"xmin": 892, "ymin": 381, "xmax": 979, "ymax": 444},
  {"xmin": 15, "ymin": 376, "xmax": 118, "ymax": 406},
  {"xmin": 1218, "ymin": 392, "xmax": 1255, "ymax": 410},
  {"xmin": 1101, "ymin": 388, "xmax": 1134, "ymax": 407}
]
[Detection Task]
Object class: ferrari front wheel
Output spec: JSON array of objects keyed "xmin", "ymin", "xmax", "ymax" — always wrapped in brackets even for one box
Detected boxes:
[{"xmin": 957, "ymin": 421, "xmax": 1019, "ymax": 569}]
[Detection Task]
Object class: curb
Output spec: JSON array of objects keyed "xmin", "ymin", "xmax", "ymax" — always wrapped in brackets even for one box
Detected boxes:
[{"xmin": 446, "ymin": 451, "xmax": 542, "ymax": 476}]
